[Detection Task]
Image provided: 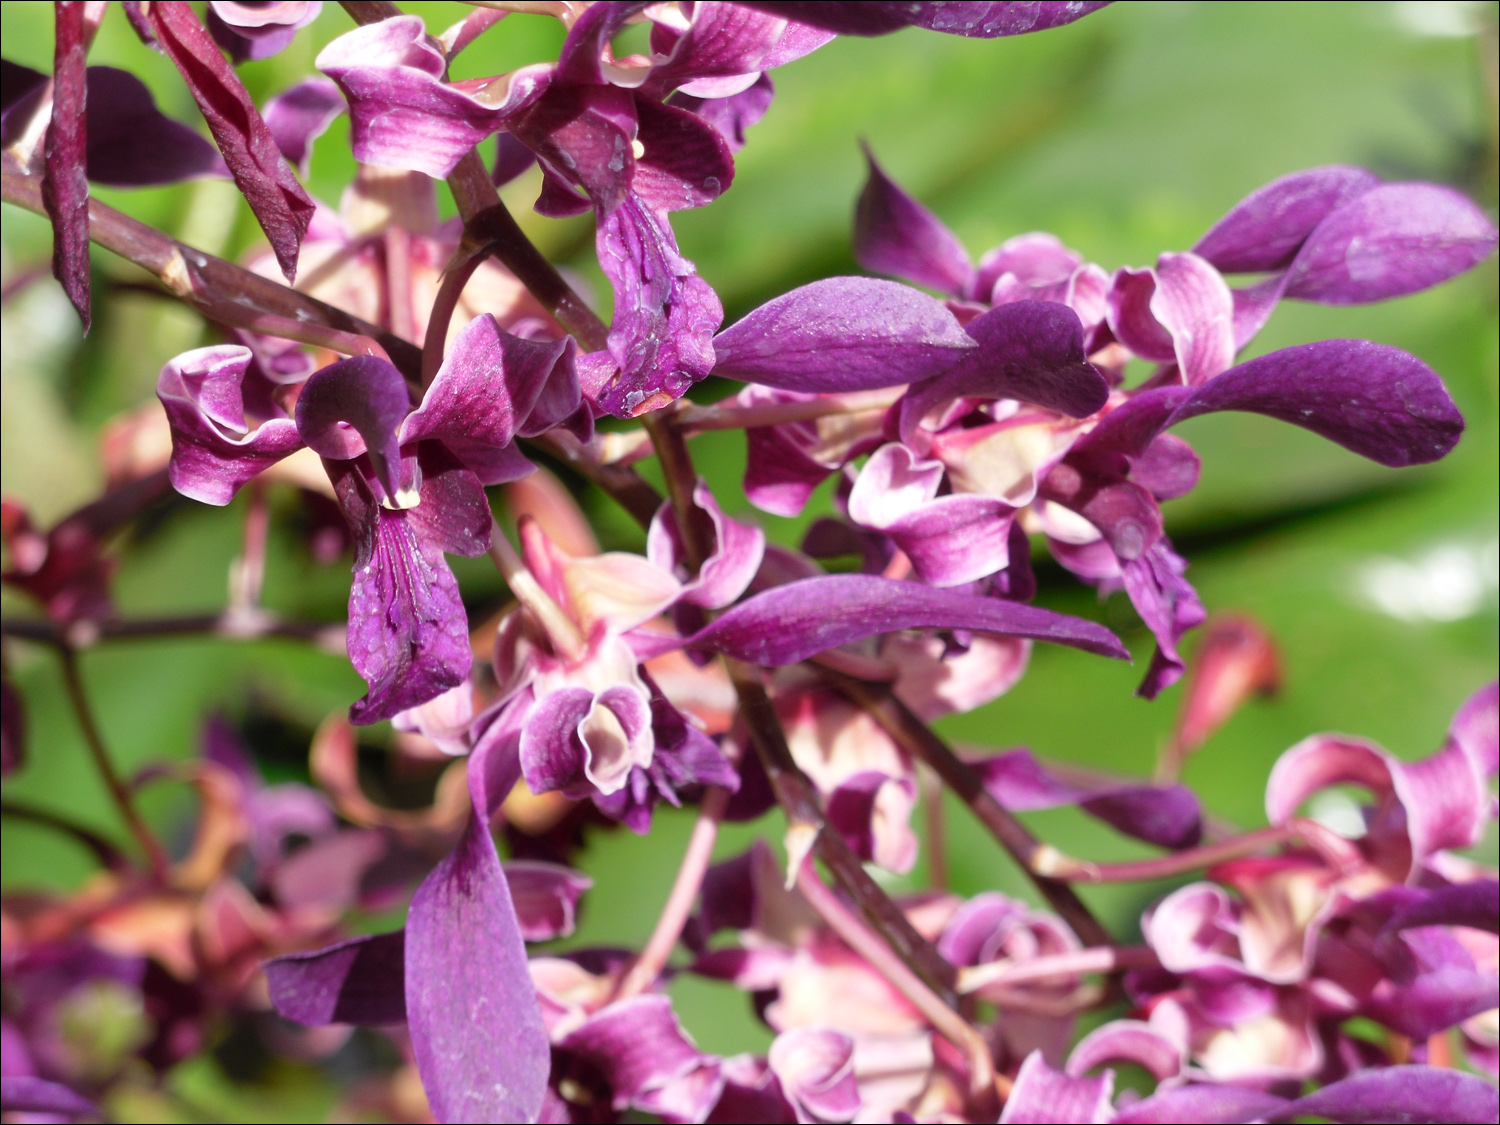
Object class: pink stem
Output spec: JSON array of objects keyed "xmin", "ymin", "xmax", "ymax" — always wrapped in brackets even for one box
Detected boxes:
[
  {"xmin": 958, "ymin": 945, "xmax": 1159, "ymax": 994},
  {"xmin": 614, "ymin": 785, "xmax": 732, "ymax": 1000}
]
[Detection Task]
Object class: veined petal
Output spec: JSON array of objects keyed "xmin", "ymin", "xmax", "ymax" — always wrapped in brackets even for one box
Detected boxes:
[
  {"xmin": 649, "ymin": 2, "xmax": 787, "ymax": 92},
  {"xmin": 685, "ymin": 574, "xmax": 1128, "ymax": 665},
  {"xmin": 208, "ymin": 1, "xmax": 320, "ymax": 62},
  {"xmin": 768, "ymin": 1026, "xmax": 862, "ymax": 1123},
  {"xmin": 1194, "ymin": 165, "xmax": 1381, "ymax": 273},
  {"xmin": 1108, "ymin": 254, "xmax": 1235, "ymax": 385},
  {"xmin": 340, "ymin": 484, "xmax": 473, "ymax": 725},
  {"xmin": 1073, "ymin": 340, "xmax": 1464, "ymax": 469},
  {"xmin": 738, "ymin": 2, "xmax": 1113, "ymax": 39},
  {"xmin": 898, "ymin": 301, "xmax": 1110, "ymax": 442},
  {"xmin": 317, "ymin": 16, "xmax": 546, "ymax": 179},
  {"xmin": 401, "ymin": 315, "xmax": 574, "ymax": 484},
  {"xmin": 594, "ymin": 196, "xmax": 723, "ymax": 416},
  {"xmin": 631, "ymin": 95, "xmax": 735, "ymax": 212},
  {"xmin": 647, "ymin": 480, "xmax": 766, "ymax": 609},
  {"xmin": 263, "ymin": 76, "xmax": 344, "ymax": 177},
  {"xmin": 1451, "ymin": 681, "xmax": 1498, "ymax": 778},
  {"xmin": 263, "ymin": 930, "xmax": 407, "ymax": 1026},
  {"xmin": 296, "ymin": 355, "xmax": 412, "ymax": 500},
  {"xmin": 504, "ymin": 860, "xmax": 593, "ymax": 942},
  {"xmin": 670, "ymin": 72, "xmax": 776, "ymax": 152},
  {"xmin": 158, "ymin": 346, "xmax": 304, "ymax": 505},
  {"xmin": 1114, "ymin": 1085, "xmax": 1288, "ymax": 1124},
  {"xmin": 713, "ymin": 277, "xmax": 975, "ymax": 393},
  {"xmin": 1268, "ymin": 1065, "xmax": 1498, "ymax": 1125},
  {"xmin": 1000, "ymin": 1050, "xmax": 1113, "ymax": 1124},
  {"xmin": 1284, "ymin": 182, "xmax": 1498, "ymax": 305},
  {"xmin": 854, "ymin": 145, "xmax": 972, "ymax": 294},
  {"xmin": 559, "ymin": 994, "xmax": 722, "ymax": 1118},
  {"xmin": 406, "ymin": 745, "xmax": 549, "ymax": 1124}
]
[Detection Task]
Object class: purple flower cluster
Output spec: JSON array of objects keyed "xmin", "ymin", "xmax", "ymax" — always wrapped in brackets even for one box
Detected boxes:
[{"xmin": 2, "ymin": 3, "xmax": 1497, "ymax": 1124}]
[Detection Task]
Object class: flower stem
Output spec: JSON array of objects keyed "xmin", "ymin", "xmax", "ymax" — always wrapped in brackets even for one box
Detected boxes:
[
  {"xmin": 796, "ymin": 859, "xmax": 998, "ymax": 1109},
  {"xmin": 486, "ymin": 518, "xmax": 586, "ymax": 661},
  {"xmin": 1, "ymin": 169, "xmax": 418, "ymax": 378},
  {"xmin": 421, "ymin": 238, "xmax": 494, "ymax": 386},
  {"xmin": 676, "ymin": 389, "xmax": 903, "ymax": 432},
  {"xmin": 56, "ymin": 647, "xmax": 169, "ymax": 878},
  {"xmin": 614, "ymin": 785, "xmax": 731, "ymax": 1000},
  {"xmin": 956, "ymin": 944, "xmax": 1159, "ymax": 995},
  {"xmin": 0, "ymin": 799, "xmax": 131, "ymax": 872},
  {"xmin": 819, "ymin": 668, "xmax": 1113, "ymax": 948}
]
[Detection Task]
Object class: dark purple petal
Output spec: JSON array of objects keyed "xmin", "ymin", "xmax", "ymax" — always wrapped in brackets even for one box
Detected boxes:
[
  {"xmin": 492, "ymin": 131, "xmax": 536, "ymax": 187},
  {"xmin": 520, "ymin": 687, "xmax": 594, "ymax": 795},
  {"xmin": 973, "ymin": 231, "xmax": 1083, "ymax": 299},
  {"xmin": 714, "ymin": 277, "xmax": 975, "ymax": 393},
  {"xmin": 1066, "ymin": 1020, "xmax": 1181, "ymax": 1082},
  {"xmin": 854, "ymin": 145, "xmax": 972, "ymax": 294},
  {"xmin": 85, "ymin": 66, "xmax": 227, "ymax": 186},
  {"xmin": 631, "ymin": 96, "xmax": 735, "ymax": 212},
  {"xmin": 295, "ymin": 355, "xmax": 412, "ymax": 498},
  {"xmin": 826, "ymin": 770, "xmax": 918, "ymax": 872},
  {"xmin": 406, "ymin": 746, "xmax": 549, "ymax": 1124},
  {"xmin": 560, "ymin": 994, "xmax": 721, "ymax": 1117},
  {"xmin": 262, "ymin": 76, "xmax": 344, "ymax": 177},
  {"xmin": 317, "ymin": 17, "xmax": 541, "ymax": 179},
  {"xmin": 157, "ymin": 345, "xmax": 304, "ymax": 505},
  {"xmin": 1121, "ymin": 539, "xmax": 1205, "ymax": 699},
  {"xmin": 768, "ymin": 1027, "xmax": 861, "ymax": 1123},
  {"xmin": 1451, "ymin": 680, "xmax": 1497, "ymax": 778},
  {"xmin": 739, "ymin": 2, "xmax": 1112, "ymax": 38},
  {"xmin": 594, "ymin": 196, "xmax": 723, "ymax": 416},
  {"xmin": 670, "ymin": 72, "xmax": 776, "ymax": 152},
  {"xmin": 1193, "ymin": 165, "xmax": 1382, "ymax": 273},
  {"xmin": 1, "ymin": 59, "xmax": 49, "ymax": 145},
  {"xmin": 968, "ymin": 747, "xmax": 1201, "ymax": 849},
  {"xmin": 899, "ymin": 302, "xmax": 1110, "ymax": 440},
  {"xmin": 148, "ymin": 1, "xmax": 315, "ymax": 280},
  {"xmin": 1114, "ymin": 1084, "xmax": 1288, "ymax": 1124},
  {"xmin": 1107, "ymin": 254, "xmax": 1235, "ymax": 385},
  {"xmin": 649, "ymin": 3, "xmax": 785, "ymax": 94},
  {"xmin": 402, "ymin": 315, "xmax": 574, "ymax": 483},
  {"xmin": 647, "ymin": 480, "xmax": 766, "ymax": 609},
  {"xmin": 335, "ymin": 470, "xmax": 474, "ymax": 724},
  {"xmin": 43, "ymin": 0, "xmax": 91, "ymax": 330},
  {"xmin": 207, "ymin": 1, "xmax": 320, "ymax": 63},
  {"xmin": 1268, "ymin": 1065, "xmax": 1499, "ymax": 1125},
  {"xmin": 512, "ymin": 83, "xmax": 638, "ymax": 214},
  {"xmin": 686, "ymin": 574, "xmax": 1128, "ymax": 664},
  {"xmin": 554, "ymin": 1, "xmax": 649, "ymax": 85},
  {"xmin": 1081, "ymin": 340, "xmax": 1465, "ymax": 469},
  {"xmin": 1000, "ymin": 1050, "xmax": 1113, "ymax": 1124},
  {"xmin": 1128, "ymin": 433, "xmax": 1200, "ymax": 501},
  {"xmin": 0, "ymin": 1077, "xmax": 99, "ymax": 1121},
  {"xmin": 1284, "ymin": 183, "xmax": 1498, "ymax": 304},
  {"xmin": 404, "ymin": 446, "xmax": 494, "ymax": 559},
  {"xmin": 263, "ymin": 930, "xmax": 407, "ymax": 1026},
  {"xmin": 504, "ymin": 861, "xmax": 592, "ymax": 942}
]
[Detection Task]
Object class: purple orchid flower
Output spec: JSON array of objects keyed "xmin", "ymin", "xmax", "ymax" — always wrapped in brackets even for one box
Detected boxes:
[
  {"xmin": 207, "ymin": 1, "xmax": 323, "ymax": 63},
  {"xmin": 738, "ymin": 2, "xmax": 1113, "ymax": 39},
  {"xmin": 157, "ymin": 314, "xmax": 585, "ymax": 722}
]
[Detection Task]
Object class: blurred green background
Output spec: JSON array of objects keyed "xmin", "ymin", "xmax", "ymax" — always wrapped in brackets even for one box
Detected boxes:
[{"xmin": 2, "ymin": 2, "xmax": 1497, "ymax": 1119}]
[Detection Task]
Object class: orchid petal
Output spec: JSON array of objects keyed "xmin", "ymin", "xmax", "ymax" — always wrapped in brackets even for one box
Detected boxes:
[
  {"xmin": 594, "ymin": 196, "xmax": 723, "ymax": 416},
  {"xmin": 296, "ymin": 355, "xmax": 411, "ymax": 499},
  {"xmin": 1122, "ymin": 539, "xmax": 1206, "ymax": 699},
  {"xmin": 318, "ymin": 17, "xmax": 546, "ymax": 179},
  {"xmin": 647, "ymin": 480, "xmax": 766, "ymax": 609},
  {"xmin": 686, "ymin": 574, "xmax": 1128, "ymax": 665},
  {"xmin": 739, "ymin": 2, "xmax": 1113, "ymax": 38},
  {"xmin": 85, "ymin": 66, "xmax": 228, "ymax": 186},
  {"xmin": 631, "ymin": 93, "xmax": 736, "ymax": 212},
  {"xmin": 1067, "ymin": 1019, "xmax": 1181, "ymax": 1083},
  {"xmin": 1269, "ymin": 1065, "xmax": 1499, "ymax": 1124},
  {"xmin": 504, "ymin": 861, "xmax": 593, "ymax": 942},
  {"xmin": 1108, "ymin": 254, "xmax": 1235, "ymax": 385},
  {"xmin": 1000, "ymin": 1050, "xmax": 1113, "ymax": 1124},
  {"xmin": 671, "ymin": 72, "xmax": 776, "ymax": 152},
  {"xmin": 713, "ymin": 277, "xmax": 975, "ymax": 393},
  {"xmin": 207, "ymin": 1, "xmax": 320, "ymax": 63},
  {"xmin": 559, "ymin": 994, "xmax": 722, "ymax": 1118},
  {"xmin": 768, "ymin": 1027, "xmax": 862, "ymax": 1123},
  {"xmin": 1194, "ymin": 165, "xmax": 1381, "ymax": 273},
  {"xmin": 158, "ymin": 345, "xmax": 304, "ymax": 505},
  {"xmin": 649, "ymin": 2, "xmax": 786, "ymax": 92},
  {"xmin": 263, "ymin": 931, "xmax": 407, "ymax": 1026},
  {"xmin": 970, "ymin": 747, "xmax": 1201, "ymax": 849},
  {"xmin": 854, "ymin": 145, "xmax": 972, "ymax": 294},
  {"xmin": 1114, "ymin": 1084, "xmax": 1288, "ymax": 1124},
  {"xmin": 401, "ymin": 315, "xmax": 574, "ymax": 484},
  {"xmin": 973, "ymin": 231, "xmax": 1084, "ymax": 299},
  {"xmin": 1451, "ymin": 681, "xmax": 1498, "ymax": 778},
  {"xmin": 1284, "ymin": 183, "xmax": 1498, "ymax": 305},
  {"xmin": 148, "ymin": 2, "xmax": 314, "ymax": 280},
  {"xmin": 1079, "ymin": 340, "xmax": 1464, "ymax": 469},
  {"xmin": 899, "ymin": 302, "xmax": 1110, "ymax": 441},
  {"xmin": 0, "ymin": 1077, "xmax": 99, "ymax": 1122},
  {"xmin": 406, "ymin": 744, "xmax": 549, "ymax": 1124},
  {"xmin": 263, "ymin": 76, "xmax": 344, "ymax": 177}
]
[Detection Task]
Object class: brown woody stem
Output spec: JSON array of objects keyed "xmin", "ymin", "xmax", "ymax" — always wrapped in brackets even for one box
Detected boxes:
[
  {"xmin": 819, "ymin": 669, "xmax": 1113, "ymax": 948},
  {"xmin": 56, "ymin": 647, "xmax": 169, "ymax": 878}
]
